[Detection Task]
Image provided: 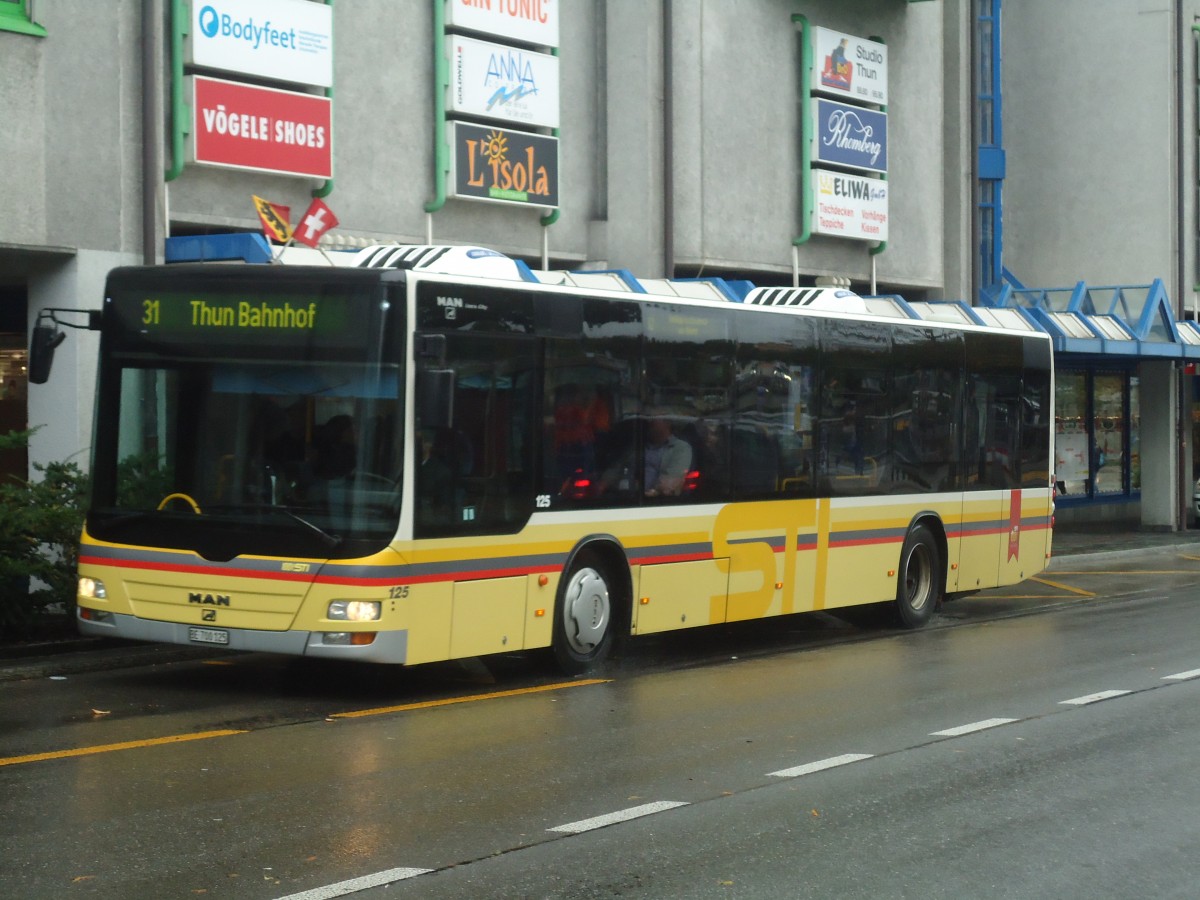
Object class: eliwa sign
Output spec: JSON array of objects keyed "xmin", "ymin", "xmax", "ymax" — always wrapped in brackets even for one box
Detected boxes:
[
  {"xmin": 811, "ymin": 169, "xmax": 888, "ymax": 241},
  {"xmin": 188, "ymin": 0, "xmax": 333, "ymax": 88}
]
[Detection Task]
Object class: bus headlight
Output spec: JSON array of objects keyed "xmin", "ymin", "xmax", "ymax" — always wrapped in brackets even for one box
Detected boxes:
[
  {"xmin": 327, "ymin": 600, "xmax": 381, "ymax": 622},
  {"xmin": 79, "ymin": 577, "xmax": 107, "ymax": 600}
]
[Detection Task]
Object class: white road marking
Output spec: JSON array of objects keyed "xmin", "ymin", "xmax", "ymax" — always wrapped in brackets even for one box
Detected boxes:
[
  {"xmin": 930, "ymin": 718, "xmax": 1018, "ymax": 737},
  {"xmin": 768, "ymin": 753, "xmax": 874, "ymax": 778},
  {"xmin": 1162, "ymin": 668, "xmax": 1200, "ymax": 681},
  {"xmin": 1059, "ymin": 690, "xmax": 1132, "ymax": 706},
  {"xmin": 548, "ymin": 801, "xmax": 689, "ymax": 834},
  {"xmin": 274, "ymin": 867, "xmax": 432, "ymax": 900}
]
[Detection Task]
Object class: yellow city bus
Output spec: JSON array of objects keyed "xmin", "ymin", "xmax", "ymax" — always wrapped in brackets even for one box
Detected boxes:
[{"xmin": 65, "ymin": 247, "xmax": 1053, "ymax": 673}]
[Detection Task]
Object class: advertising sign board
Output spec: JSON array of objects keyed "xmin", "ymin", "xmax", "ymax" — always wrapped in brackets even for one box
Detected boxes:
[
  {"xmin": 812, "ymin": 98, "xmax": 887, "ymax": 174},
  {"xmin": 448, "ymin": 35, "xmax": 560, "ymax": 128},
  {"xmin": 190, "ymin": 76, "xmax": 332, "ymax": 179},
  {"xmin": 811, "ymin": 168, "xmax": 888, "ymax": 241},
  {"xmin": 188, "ymin": 0, "xmax": 333, "ymax": 88},
  {"xmin": 450, "ymin": 122, "xmax": 559, "ymax": 208},
  {"xmin": 811, "ymin": 26, "xmax": 888, "ymax": 106},
  {"xmin": 445, "ymin": 0, "xmax": 559, "ymax": 48}
]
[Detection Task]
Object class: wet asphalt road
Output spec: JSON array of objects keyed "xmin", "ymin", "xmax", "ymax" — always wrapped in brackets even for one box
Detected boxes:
[{"xmin": 3, "ymin": 546, "xmax": 1200, "ymax": 898}]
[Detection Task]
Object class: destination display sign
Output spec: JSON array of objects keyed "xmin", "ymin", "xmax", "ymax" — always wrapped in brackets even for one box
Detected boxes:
[{"xmin": 107, "ymin": 288, "xmax": 372, "ymax": 354}]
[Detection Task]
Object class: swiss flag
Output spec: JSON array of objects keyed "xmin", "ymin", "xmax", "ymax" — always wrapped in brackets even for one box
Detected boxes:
[{"xmin": 293, "ymin": 198, "xmax": 339, "ymax": 247}]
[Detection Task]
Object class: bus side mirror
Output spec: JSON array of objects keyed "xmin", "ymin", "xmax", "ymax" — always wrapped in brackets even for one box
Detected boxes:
[
  {"xmin": 417, "ymin": 369, "xmax": 455, "ymax": 430},
  {"xmin": 28, "ymin": 324, "xmax": 66, "ymax": 385}
]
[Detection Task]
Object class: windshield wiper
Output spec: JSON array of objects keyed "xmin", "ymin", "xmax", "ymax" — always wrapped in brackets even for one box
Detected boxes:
[{"xmin": 204, "ymin": 504, "xmax": 343, "ymax": 548}]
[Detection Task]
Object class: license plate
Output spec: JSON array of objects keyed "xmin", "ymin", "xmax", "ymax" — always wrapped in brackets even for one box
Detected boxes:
[{"xmin": 188, "ymin": 626, "xmax": 229, "ymax": 645}]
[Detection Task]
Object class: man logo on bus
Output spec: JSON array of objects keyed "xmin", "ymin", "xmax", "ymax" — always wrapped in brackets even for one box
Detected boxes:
[
  {"xmin": 189, "ymin": 592, "xmax": 231, "ymax": 607},
  {"xmin": 437, "ymin": 296, "xmax": 462, "ymax": 320}
]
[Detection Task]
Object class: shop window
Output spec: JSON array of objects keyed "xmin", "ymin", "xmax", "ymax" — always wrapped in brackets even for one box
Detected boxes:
[
  {"xmin": 1055, "ymin": 372, "xmax": 1088, "ymax": 494},
  {"xmin": 1093, "ymin": 372, "xmax": 1126, "ymax": 495},
  {"xmin": 1129, "ymin": 376, "xmax": 1140, "ymax": 490},
  {"xmin": 1054, "ymin": 368, "xmax": 1135, "ymax": 500},
  {"xmin": 0, "ymin": 335, "xmax": 29, "ymax": 484},
  {"xmin": 0, "ymin": 1, "xmax": 47, "ymax": 37}
]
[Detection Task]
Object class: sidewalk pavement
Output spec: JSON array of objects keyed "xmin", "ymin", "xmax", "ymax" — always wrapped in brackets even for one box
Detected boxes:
[
  {"xmin": 1048, "ymin": 523, "xmax": 1200, "ymax": 565},
  {"xmin": 4, "ymin": 525, "xmax": 1200, "ymax": 681}
]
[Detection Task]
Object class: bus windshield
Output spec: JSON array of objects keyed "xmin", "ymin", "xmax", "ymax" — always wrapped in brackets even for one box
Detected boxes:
[{"xmin": 87, "ymin": 267, "xmax": 403, "ymax": 561}]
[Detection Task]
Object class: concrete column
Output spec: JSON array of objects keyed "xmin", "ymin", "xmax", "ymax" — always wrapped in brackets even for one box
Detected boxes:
[
  {"xmin": 602, "ymin": 0, "xmax": 664, "ymax": 277},
  {"xmin": 26, "ymin": 250, "xmax": 136, "ymax": 475},
  {"xmin": 1138, "ymin": 359, "xmax": 1179, "ymax": 530}
]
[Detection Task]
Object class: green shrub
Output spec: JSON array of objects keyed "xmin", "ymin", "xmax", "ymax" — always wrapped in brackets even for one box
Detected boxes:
[{"xmin": 0, "ymin": 430, "xmax": 89, "ymax": 641}]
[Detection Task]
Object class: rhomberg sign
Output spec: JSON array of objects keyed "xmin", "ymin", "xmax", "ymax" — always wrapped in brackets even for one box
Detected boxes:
[
  {"xmin": 450, "ymin": 122, "xmax": 559, "ymax": 208},
  {"xmin": 190, "ymin": 75, "xmax": 332, "ymax": 179},
  {"xmin": 812, "ymin": 98, "xmax": 887, "ymax": 174}
]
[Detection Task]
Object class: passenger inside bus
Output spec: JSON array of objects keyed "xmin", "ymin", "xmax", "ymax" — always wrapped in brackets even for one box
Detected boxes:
[{"xmin": 598, "ymin": 416, "xmax": 694, "ymax": 498}]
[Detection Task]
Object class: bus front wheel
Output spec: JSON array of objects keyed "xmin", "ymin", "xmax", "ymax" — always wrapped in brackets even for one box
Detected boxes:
[
  {"xmin": 894, "ymin": 524, "xmax": 941, "ymax": 629},
  {"xmin": 553, "ymin": 551, "xmax": 616, "ymax": 674}
]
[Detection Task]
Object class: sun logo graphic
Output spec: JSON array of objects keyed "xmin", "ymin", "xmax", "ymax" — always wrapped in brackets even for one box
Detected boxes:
[{"xmin": 482, "ymin": 130, "xmax": 508, "ymax": 165}]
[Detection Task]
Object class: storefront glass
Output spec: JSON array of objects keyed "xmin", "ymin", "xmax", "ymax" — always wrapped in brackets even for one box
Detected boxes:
[
  {"xmin": 0, "ymin": 334, "xmax": 29, "ymax": 483},
  {"xmin": 1055, "ymin": 371, "xmax": 1088, "ymax": 494},
  {"xmin": 1053, "ymin": 368, "xmax": 1137, "ymax": 500},
  {"xmin": 1129, "ymin": 375, "xmax": 1140, "ymax": 490},
  {"xmin": 1093, "ymin": 372, "xmax": 1125, "ymax": 494}
]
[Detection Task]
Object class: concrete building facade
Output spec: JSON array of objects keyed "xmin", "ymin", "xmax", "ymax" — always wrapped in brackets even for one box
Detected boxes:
[{"xmin": 2, "ymin": 0, "xmax": 1196, "ymax": 529}]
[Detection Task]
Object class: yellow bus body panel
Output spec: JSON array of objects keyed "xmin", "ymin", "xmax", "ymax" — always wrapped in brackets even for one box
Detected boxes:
[{"xmin": 77, "ymin": 487, "xmax": 1052, "ymax": 664}]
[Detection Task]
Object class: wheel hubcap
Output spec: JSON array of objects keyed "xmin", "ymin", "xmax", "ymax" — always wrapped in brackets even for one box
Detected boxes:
[
  {"xmin": 904, "ymin": 544, "xmax": 933, "ymax": 611},
  {"xmin": 562, "ymin": 567, "xmax": 610, "ymax": 654}
]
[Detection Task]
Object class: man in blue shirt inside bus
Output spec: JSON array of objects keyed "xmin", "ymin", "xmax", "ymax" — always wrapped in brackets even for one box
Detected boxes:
[{"xmin": 643, "ymin": 417, "xmax": 692, "ymax": 497}]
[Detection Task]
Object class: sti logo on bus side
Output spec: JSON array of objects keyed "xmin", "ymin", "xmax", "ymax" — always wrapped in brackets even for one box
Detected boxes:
[{"xmin": 189, "ymin": 592, "xmax": 231, "ymax": 607}]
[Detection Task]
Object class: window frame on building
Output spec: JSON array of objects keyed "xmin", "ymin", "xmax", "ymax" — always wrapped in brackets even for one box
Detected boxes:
[{"xmin": 0, "ymin": 0, "xmax": 46, "ymax": 37}]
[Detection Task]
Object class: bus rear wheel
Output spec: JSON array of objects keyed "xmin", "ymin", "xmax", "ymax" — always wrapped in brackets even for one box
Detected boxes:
[
  {"xmin": 552, "ymin": 551, "xmax": 617, "ymax": 674},
  {"xmin": 894, "ymin": 523, "xmax": 941, "ymax": 629}
]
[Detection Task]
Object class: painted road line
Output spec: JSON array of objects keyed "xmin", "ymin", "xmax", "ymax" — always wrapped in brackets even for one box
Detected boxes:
[
  {"xmin": 274, "ymin": 867, "xmax": 432, "ymax": 900},
  {"xmin": 768, "ymin": 753, "xmax": 874, "ymax": 779},
  {"xmin": 1162, "ymin": 668, "xmax": 1200, "ymax": 681},
  {"xmin": 548, "ymin": 801, "xmax": 689, "ymax": 834},
  {"xmin": 0, "ymin": 729, "xmax": 246, "ymax": 768},
  {"xmin": 930, "ymin": 718, "xmax": 1018, "ymax": 737},
  {"xmin": 1059, "ymin": 690, "xmax": 1132, "ymax": 706},
  {"xmin": 331, "ymin": 678, "xmax": 611, "ymax": 719},
  {"xmin": 1028, "ymin": 576, "xmax": 1096, "ymax": 597}
]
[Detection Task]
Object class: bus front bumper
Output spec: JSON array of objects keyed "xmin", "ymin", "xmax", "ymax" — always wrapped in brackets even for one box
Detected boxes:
[{"xmin": 77, "ymin": 609, "xmax": 409, "ymax": 664}]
